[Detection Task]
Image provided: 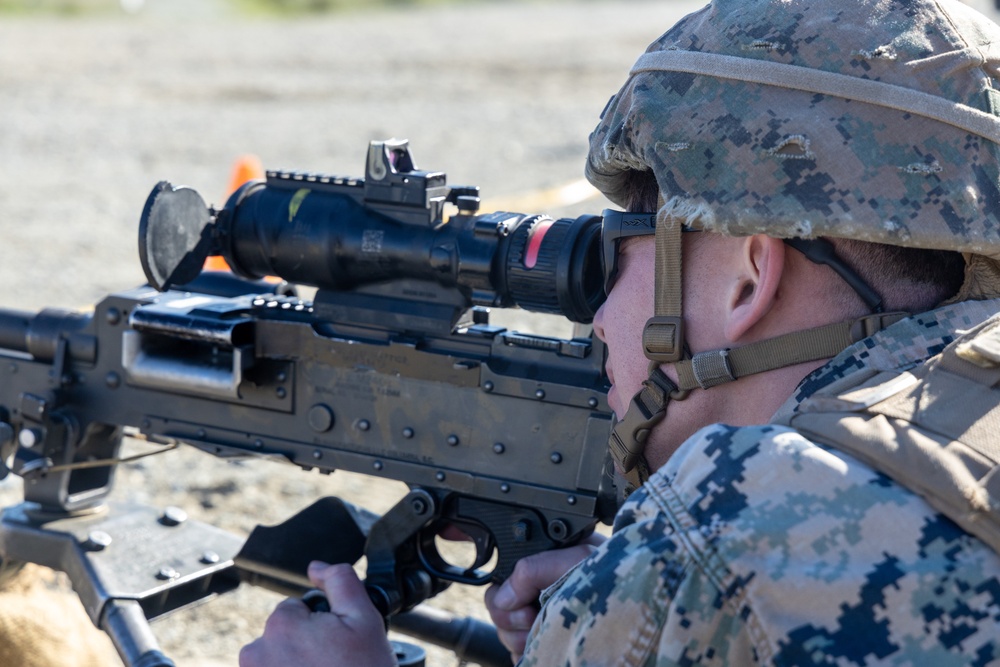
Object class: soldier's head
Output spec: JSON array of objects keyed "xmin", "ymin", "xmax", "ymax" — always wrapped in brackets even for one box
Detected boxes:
[{"xmin": 589, "ymin": 0, "xmax": 1000, "ymax": 479}]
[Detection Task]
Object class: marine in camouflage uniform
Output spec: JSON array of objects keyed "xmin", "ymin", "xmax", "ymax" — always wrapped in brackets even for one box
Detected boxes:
[
  {"xmin": 241, "ymin": 0, "xmax": 1000, "ymax": 664},
  {"xmin": 519, "ymin": 0, "xmax": 1000, "ymax": 663},
  {"xmin": 522, "ymin": 299, "xmax": 1000, "ymax": 666}
]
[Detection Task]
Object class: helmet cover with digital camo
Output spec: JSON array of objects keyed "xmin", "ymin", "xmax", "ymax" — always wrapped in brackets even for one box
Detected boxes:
[
  {"xmin": 588, "ymin": 0, "xmax": 1000, "ymax": 491},
  {"xmin": 588, "ymin": 0, "xmax": 1000, "ymax": 299}
]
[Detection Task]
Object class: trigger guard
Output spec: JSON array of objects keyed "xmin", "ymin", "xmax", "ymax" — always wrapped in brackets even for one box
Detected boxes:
[{"xmin": 416, "ymin": 525, "xmax": 496, "ymax": 586}]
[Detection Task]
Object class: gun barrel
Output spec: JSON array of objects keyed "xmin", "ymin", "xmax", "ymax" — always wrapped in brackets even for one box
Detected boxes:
[
  {"xmin": 0, "ymin": 307, "xmax": 96, "ymax": 363},
  {"xmin": 0, "ymin": 308, "xmax": 32, "ymax": 354}
]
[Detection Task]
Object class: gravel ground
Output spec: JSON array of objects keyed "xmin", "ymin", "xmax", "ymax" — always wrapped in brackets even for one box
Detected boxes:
[
  {"xmin": 6, "ymin": 1, "xmax": 999, "ymax": 665},
  {"xmin": 0, "ymin": 2, "xmax": 702, "ymax": 665}
]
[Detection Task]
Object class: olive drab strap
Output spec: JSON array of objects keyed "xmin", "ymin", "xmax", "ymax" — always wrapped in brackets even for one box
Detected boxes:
[
  {"xmin": 781, "ymin": 313, "xmax": 1000, "ymax": 557},
  {"xmin": 629, "ymin": 50, "xmax": 1000, "ymax": 146},
  {"xmin": 609, "ymin": 209, "xmax": 688, "ymax": 494},
  {"xmin": 643, "ymin": 208, "xmax": 685, "ymax": 363},
  {"xmin": 672, "ymin": 313, "xmax": 907, "ymax": 391},
  {"xmin": 608, "ymin": 368, "xmax": 679, "ymax": 493},
  {"xmin": 608, "ymin": 202, "xmax": 908, "ymax": 494},
  {"xmin": 610, "ymin": 310, "xmax": 905, "ymax": 495}
]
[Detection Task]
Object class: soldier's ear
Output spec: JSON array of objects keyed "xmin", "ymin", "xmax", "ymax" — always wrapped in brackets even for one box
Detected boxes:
[{"xmin": 724, "ymin": 235, "xmax": 785, "ymax": 342}]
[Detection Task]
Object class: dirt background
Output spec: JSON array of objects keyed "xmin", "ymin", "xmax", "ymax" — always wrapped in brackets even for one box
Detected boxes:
[
  {"xmin": 0, "ymin": 2, "xmax": 699, "ymax": 665},
  {"xmin": 3, "ymin": 1, "xmax": 999, "ymax": 665}
]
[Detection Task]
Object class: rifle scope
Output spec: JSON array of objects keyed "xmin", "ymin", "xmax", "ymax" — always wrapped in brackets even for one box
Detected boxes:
[{"xmin": 139, "ymin": 140, "xmax": 605, "ymax": 323}]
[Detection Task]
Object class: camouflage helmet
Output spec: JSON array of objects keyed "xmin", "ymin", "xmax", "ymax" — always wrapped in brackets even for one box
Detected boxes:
[{"xmin": 586, "ymin": 0, "xmax": 1000, "ymax": 300}]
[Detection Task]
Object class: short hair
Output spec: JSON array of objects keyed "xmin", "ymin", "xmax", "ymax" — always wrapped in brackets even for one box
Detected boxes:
[
  {"xmin": 829, "ymin": 238, "xmax": 964, "ymax": 312},
  {"xmin": 620, "ymin": 169, "xmax": 964, "ymax": 313}
]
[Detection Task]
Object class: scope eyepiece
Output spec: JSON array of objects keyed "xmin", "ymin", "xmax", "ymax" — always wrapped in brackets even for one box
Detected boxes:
[{"xmin": 500, "ymin": 213, "xmax": 603, "ymax": 323}]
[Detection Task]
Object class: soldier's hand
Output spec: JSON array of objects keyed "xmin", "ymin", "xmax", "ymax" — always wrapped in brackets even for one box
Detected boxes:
[
  {"xmin": 239, "ymin": 561, "xmax": 397, "ymax": 667},
  {"xmin": 485, "ymin": 538, "xmax": 604, "ymax": 662}
]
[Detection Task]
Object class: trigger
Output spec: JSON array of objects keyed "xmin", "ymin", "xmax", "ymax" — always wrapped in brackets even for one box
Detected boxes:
[{"xmin": 460, "ymin": 523, "xmax": 496, "ymax": 569}]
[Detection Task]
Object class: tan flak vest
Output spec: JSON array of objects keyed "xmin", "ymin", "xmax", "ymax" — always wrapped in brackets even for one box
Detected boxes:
[{"xmin": 776, "ymin": 313, "xmax": 1000, "ymax": 556}]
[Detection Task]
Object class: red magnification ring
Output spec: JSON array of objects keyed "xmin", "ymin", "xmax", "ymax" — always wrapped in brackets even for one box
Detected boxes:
[{"xmin": 524, "ymin": 218, "xmax": 555, "ymax": 269}]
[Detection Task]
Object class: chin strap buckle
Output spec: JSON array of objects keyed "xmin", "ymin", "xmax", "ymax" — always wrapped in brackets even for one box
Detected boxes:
[
  {"xmin": 850, "ymin": 312, "xmax": 908, "ymax": 341},
  {"xmin": 643, "ymin": 316, "xmax": 685, "ymax": 363},
  {"xmin": 608, "ymin": 368, "xmax": 682, "ymax": 493}
]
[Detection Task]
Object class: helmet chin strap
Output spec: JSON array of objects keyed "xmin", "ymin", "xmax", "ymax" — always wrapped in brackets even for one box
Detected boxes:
[
  {"xmin": 608, "ymin": 206, "xmax": 688, "ymax": 495},
  {"xmin": 608, "ymin": 364, "xmax": 685, "ymax": 496},
  {"xmin": 607, "ymin": 206, "xmax": 907, "ymax": 497}
]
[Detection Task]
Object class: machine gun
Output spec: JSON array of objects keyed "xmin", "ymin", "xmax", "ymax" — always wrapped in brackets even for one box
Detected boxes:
[{"xmin": 0, "ymin": 140, "xmax": 616, "ymax": 666}]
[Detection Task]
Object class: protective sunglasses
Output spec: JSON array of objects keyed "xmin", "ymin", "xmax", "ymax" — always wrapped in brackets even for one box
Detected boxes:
[
  {"xmin": 600, "ymin": 209, "xmax": 883, "ymax": 312},
  {"xmin": 600, "ymin": 209, "xmax": 695, "ymax": 294}
]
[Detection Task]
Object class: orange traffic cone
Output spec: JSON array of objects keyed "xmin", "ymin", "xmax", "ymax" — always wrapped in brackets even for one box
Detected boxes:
[
  {"xmin": 204, "ymin": 154, "xmax": 265, "ymax": 271},
  {"xmin": 226, "ymin": 154, "xmax": 265, "ymax": 195}
]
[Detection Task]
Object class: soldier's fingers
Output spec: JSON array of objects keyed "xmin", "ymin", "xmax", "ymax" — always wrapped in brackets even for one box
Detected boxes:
[
  {"xmin": 262, "ymin": 597, "xmax": 311, "ymax": 635},
  {"xmin": 494, "ymin": 626, "xmax": 529, "ymax": 663},
  {"xmin": 486, "ymin": 586, "xmax": 538, "ymax": 629},
  {"xmin": 490, "ymin": 545, "xmax": 596, "ymax": 611},
  {"xmin": 307, "ymin": 562, "xmax": 382, "ymax": 625}
]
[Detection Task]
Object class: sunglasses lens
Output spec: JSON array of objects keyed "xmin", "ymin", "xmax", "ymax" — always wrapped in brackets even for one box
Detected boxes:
[
  {"xmin": 603, "ymin": 244, "xmax": 619, "ymax": 294},
  {"xmin": 600, "ymin": 210, "xmax": 658, "ymax": 294}
]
